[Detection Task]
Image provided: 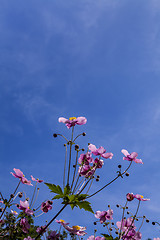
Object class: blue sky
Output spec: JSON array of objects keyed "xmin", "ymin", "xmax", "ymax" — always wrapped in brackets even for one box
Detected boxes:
[{"xmin": 0, "ymin": 0, "xmax": 160, "ymax": 238}]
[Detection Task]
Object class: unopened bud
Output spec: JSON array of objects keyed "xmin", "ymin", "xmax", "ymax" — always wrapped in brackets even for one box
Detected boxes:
[
  {"xmin": 118, "ymin": 165, "xmax": 122, "ymax": 168},
  {"xmin": 152, "ymin": 222, "xmax": 155, "ymax": 225},
  {"xmin": 125, "ymin": 172, "xmax": 129, "ymax": 177},
  {"xmin": 53, "ymin": 133, "xmax": 57, "ymax": 138},
  {"xmin": 116, "ymin": 204, "xmax": 120, "ymax": 208},
  {"xmin": 10, "ymin": 194, "xmax": 14, "ymax": 198},
  {"xmin": 82, "ymin": 132, "xmax": 86, "ymax": 136},
  {"xmin": 146, "ymin": 219, "xmax": 149, "ymax": 223},
  {"xmin": 18, "ymin": 192, "xmax": 23, "ymax": 198},
  {"xmin": 75, "ymin": 144, "xmax": 79, "ymax": 150},
  {"xmin": 93, "ymin": 222, "xmax": 97, "ymax": 225},
  {"xmin": 82, "ymin": 148, "xmax": 85, "ymax": 151}
]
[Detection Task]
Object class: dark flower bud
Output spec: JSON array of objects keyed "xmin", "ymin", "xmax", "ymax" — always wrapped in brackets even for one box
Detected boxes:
[
  {"xmin": 97, "ymin": 175, "xmax": 100, "ymax": 178},
  {"xmin": 10, "ymin": 194, "xmax": 14, "ymax": 198},
  {"xmin": 48, "ymin": 200, "xmax": 53, "ymax": 205},
  {"xmin": 64, "ymin": 144, "xmax": 66, "ymax": 147},
  {"xmin": 93, "ymin": 222, "xmax": 97, "ymax": 225},
  {"xmin": 53, "ymin": 133, "xmax": 58, "ymax": 138},
  {"xmin": 0, "ymin": 208, "xmax": 3, "ymax": 212},
  {"xmin": 73, "ymin": 165, "xmax": 76, "ymax": 168},
  {"xmin": 109, "ymin": 228, "xmax": 112, "ymax": 231},
  {"xmin": 152, "ymin": 222, "xmax": 155, "ymax": 225},
  {"xmin": 125, "ymin": 172, "xmax": 129, "ymax": 177},
  {"xmin": 33, "ymin": 208, "xmax": 36, "ymax": 211},
  {"xmin": 115, "ymin": 231, "xmax": 119, "ymax": 234},
  {"xmin": 17, "ymin": 204, "xmax": 20, "ymax": 208},
  {"xmin": 126, "ymin": 206, "xmax": 128, "ymax": 209},
  {"xmin": 75, "ymin": 144, "xmax": 79, "ymax": 150},
  {"xmin": 94, "ymin": 229, "xmax": 97, "ymax": 232},
  {"xmin": 112, "ymin": 222, "xmax": 114, "ymax": 225},
  {"xmin": 26, "ymin": 198, "xmax": 29, "ymax": 201},
  {"xmin": 127, "ymin": 211, "xmax": 130, "ymax": 214},
  {"xmin": 116, "ymin": 204, "xmax": 120, "ymax": 208},
  {"xmin": 82, "ymin": 132, "xmax": 86, "ymax": 136},
  {"xmin": 96, "ymin": 178, "xmax": 99, "ymax": 182},
  {"xmin": 82, "ymin": 148, "xmax": 85, "ymax": 151},
  {"xmin": 146, "ymin": 219, "xmax": 149, "ymax": 223},
  {"xmin": 18, "ymin": 192, "xmax": 23, "ymax": 198},
  {"xmin": 118, "ymin": 165, "xmax": 122, "ymax": 168},
  {"xmin": 88, "ymin": 143, "xmax": 90, "ymax": 145},
  {"xmin": 108, "ymin": 205, "xmax": 110, "ymax": 208}
]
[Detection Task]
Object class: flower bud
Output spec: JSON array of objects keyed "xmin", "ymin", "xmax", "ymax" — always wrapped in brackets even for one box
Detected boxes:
[
  {"xmin": 125, "ymin": 172, "xmax": 129, "ymax": 177},
  {"xmin": 10, "ymin": 194, "xmax": 14, "ymax": 198},
  {"xmin": 152, "ymin": 222, "xmax": 155, "ymax": 225},
  {"xmin": 18, "ymin": 192, "xmax": 23, "ymax": 198},
  {"xmin": 118, "ymin": 165, "xmax": 122, "ymax": 168},
  {"xmin": 82, "ymin": 132, "xmax": 86, "ymax": 136},
  {"xmin": 75, "ymin": 144, "xmax": 79, "ymax": 150},
  {"xmin": 53, "ymin": 133, "xmax": 57, "ymax": 138}
]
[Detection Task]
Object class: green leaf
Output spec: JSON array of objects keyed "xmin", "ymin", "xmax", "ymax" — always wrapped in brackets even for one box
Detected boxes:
[
  {"xmin": 101, "ymin": 234, "xmax": 115, "ymax": 240},
  {"xmin": 52, "ymin": 195, "xmax": 64, "ymax": 200},
  {"xmin": 64, "ymin": 184, "xmax": 71, "ymax": 195},
  {"xmin": 76, "ymin": 201, "xmax": 94, "ymax": 213},
  {"xmin": 45, "ymin": 183, "xmax": 63, "ymax": 194},
  {"xmin": 77, "ymin": 194, "xmax": 88, "ymax": 201},
  {"xmin": 69, "ymin": 195, "xmax": 76, "ymax": 202}
]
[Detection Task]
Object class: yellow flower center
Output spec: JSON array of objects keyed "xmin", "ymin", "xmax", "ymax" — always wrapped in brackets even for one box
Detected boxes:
[
  {"xmin": 140, "ymin": 195, "xmax": 143, "ymax": 198},
  {"xmin": 14, "ymin": 211, "xmax": 17, "ymax": 214},
  {"xmin": 72, "ymin": 225, "xmax": 81, "ymax": 230},
  {"xmin": 69, "ymin": 117, "xmax": 77, "ymax": 121},
  {"xmin": 60, "ymin": 219, "xmax": 65, "ymax": 223}
]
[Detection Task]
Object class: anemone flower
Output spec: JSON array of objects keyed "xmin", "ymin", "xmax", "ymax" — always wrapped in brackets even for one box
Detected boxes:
[
  {"xmin": 121, "ymin": 149, "xmax": 143, "ymax": 164},
  {"xmin": 58, "ymin": 116, "xmax": 87, "ymax": 129},
  {"xmin": 88, "ymin": 144, "xmax": 113, "ymax": 159}
]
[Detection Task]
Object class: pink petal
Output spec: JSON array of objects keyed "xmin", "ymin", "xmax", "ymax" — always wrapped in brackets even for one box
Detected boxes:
[
  {"xmin": 31, "ymin": 175, "xmax": 36, "ymax": 181},
  {"xmin": 95, "ymin": 211, "xmax": 101, "ymax": 219},
  {"xmin": 88, "ymin": 144, "xmax": 97, "ymax": 152},
  {"xmin": 76, "ymin": 117, "xmax": 87, "ymax": 125},
  {"xmin": 134, "ymin": 158, "xmax": 143, "ymax": 164},
  {"xmin": 102, "ymin": 152, "xmax": 113, "ymax": 159},
  {"xmin": 58, "ymin": 117, "xmax": 68, "ymax": 123},
  {"xmin": 130, "ymin": 152, "xmax": 138, "ymax": 159},
  {"xmin": 121, "ymin": 149, "xmax": 129, "ymax": 157},
  {"xmin": 13, "ymin": 168, "xmax": 24, "ymax": 178}
]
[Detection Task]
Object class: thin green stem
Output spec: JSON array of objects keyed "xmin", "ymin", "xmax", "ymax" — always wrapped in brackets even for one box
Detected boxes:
[
  {"xmin": 71, "ymin": 150, "xmax": 79, "ymax": 190},
  {"xmin": 119, "ymin": 200, "xmax": 128, "ymax": 239},
  {"xmin": 30, "ymin": 182, "xmax": 38, "ymax": 208},
  {"xmin": 63, "ymin": 144, "xmax": 68, "ymax": 189},
  {"xmin": 67, "ymin": 126, "xmax": 74, "ymax": 185},
  {"xmin": 0, "ymin": 180, "xmax": 21, "ymax": 219},
  {"xmin": 86, "ymin": 161, "xmax": 132, "ymax": 199}
]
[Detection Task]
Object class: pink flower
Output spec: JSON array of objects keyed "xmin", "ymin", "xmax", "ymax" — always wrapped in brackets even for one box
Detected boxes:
[
  {"xmin": 20, "ymin": 218, "xmax": 30, "ymax": 233},
  {"xmin": 64, "ymin": 225, "xmax": 87, "ymax": 236},
  {"xmin": 95, "ymin": 209, "xmax": 113, "ymax": 223},
  {"xmin": 154, "ymin": 238, "xmax": 160, "ymax": 240},
  {"xmin": 134, "ymin": 194, "xmax": 150, "ymax": 201},
  {"xmin": 88, "ymin": 144, "xmax": 113, "ymax": 159},
  {"xmin": 126, "ymin": 193, "xmax": 135, "ymax": 201},
  {"xmin": 31, "ymin": 175, "xmax": 43, "ymax": 183},
  {"xmin": 87, "ymin": 236, "xmax": 105, "ymax": 240},
  {"xmin": 11, "ymin": 210, "xmax": 18, "ymax": 215},
  {"xmin": 55, "ymin": 219, "xmax": 69, "ymax": 226},
  {"xmin": 41, "ymin": 200, "xmax": 53, "ymax": 213},
  {"xmin": 78, "ymin": 152, "xmax": 93, "ymax": 165},
  {"xmin": 58, "ymin": 116, "xmax": 87, "ymax": 129},
  {"xmin": 17, "ymin": 200, "xmax": 33, "ymax": 215},
  {"xmin": 36, "ymin": 225, "xmax": 46, "ymax": 234},
  {"xmin": 56, "ymin": 219, "xmax": 86, "ymax": 236},
  {"xmin": 121, "ymin": 149, "xmax": 143, "ymax": 164},
  {"xmin": 47, "ymin": 230, "xmax": 60, "ymax": 240},
  {"xmin": 11, "ymin": 168, "xmax": 33, "ymax": 185}
]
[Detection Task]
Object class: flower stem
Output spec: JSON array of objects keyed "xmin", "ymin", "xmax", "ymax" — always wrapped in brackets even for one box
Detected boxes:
[
  {"xmin": 35, "ymin": 203, "xmax": 68, "ymax": 239},
  {"xmin": 67, "ymin": 126, "xmax": 74, "ymax": 185},
  {"xmin": 86, "ymin": 161, "xmax": 132, "ymax": 199}
]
